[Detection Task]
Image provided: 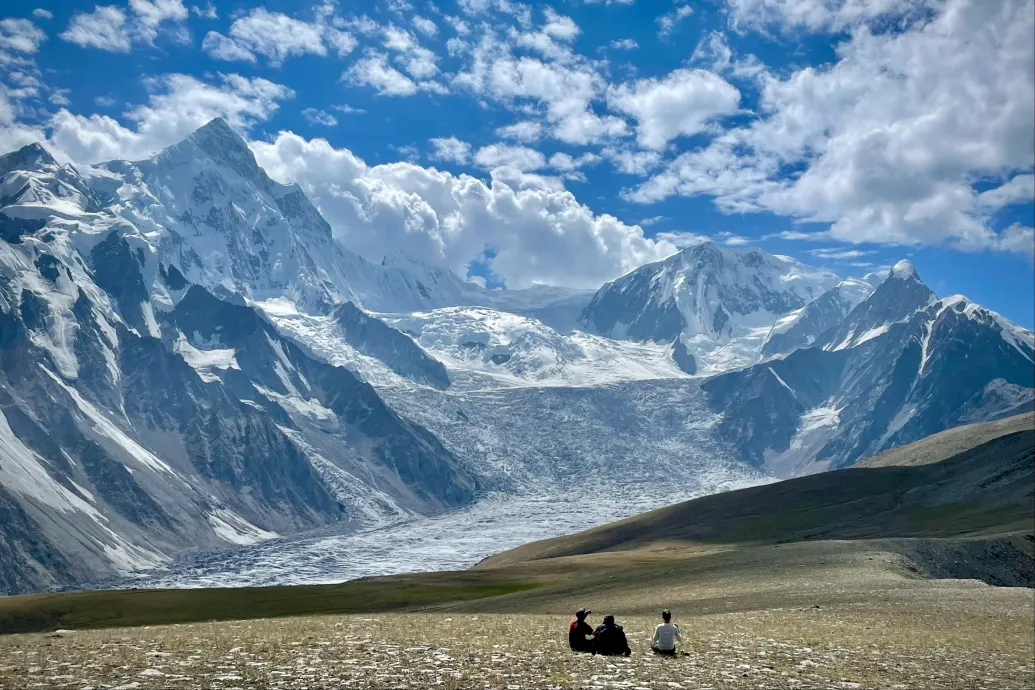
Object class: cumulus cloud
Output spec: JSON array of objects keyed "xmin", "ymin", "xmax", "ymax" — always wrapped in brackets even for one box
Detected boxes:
[
  {"xmin": 458, "ymin": 42, "xmax": 626, "ymax": 145},
  {"xmin": 607, "ymin": 69, "xmax": 741, "ymax": 150},
  {"xmin": 60, "ymin": 6, "xmax": 132, "ymax": 51},
  {"xmin": 39, "ymin": 73, "xmax": 293, "ymax": 163},
  {"xmin": 630, "ymin": 0, "xmax": 1035, "ymax": 255},
  {"xmin": 32, "ymin": 9, "xmax": 54, "ymax": 20},
  {"xmin": 496, "ymin": 121, "xmax": 543, "ymax": 143},
  {"xmin": 383, "ymin": 25, "xmax": 439, "ymax": 79},
  {"xmin": 657, "ymin": 4, "xmax": 693, "ymax": 38},
  {"xmin": 0, "ymin": 18, "xmax": 47, "ymax": 54},
  {"xmin": 725, "ymin": 0, "xmax": 935, "ymax": 34},
  {"xmin": 252, "ymin": 131, "xmax": 679, "ymax": 288},
  {"xmin": 412, "ymin": 15, "xmax": 438, "ymax": 36},
  {"xmin": 473, "ymin": 143, "xmax": 547, "ymax": 171},
  {"xmin": 60, "ymin": 0, "xmax": 187, "ymax": 52},
  {"xmin": 206, "ymin": 8, "xmax": 326, "ymax": 66},
  {"xmin": 302, "ymin": 107, "xmax": 337, "ymax": 127},
  {"xmin": 191, "ymin": 4, "xmax": 218, "ymax": 19},
  {"xmin": 345, "ymin": 53, "xmax": 418, "ymax": 96},
  {"xmin": 608, "ymin": 38, "xmax": 638, "ymax": 50},
  {"xmin": 202, "ymin": 31, "xmax": 255, "ymax": 62},
  {"xmin": 429, "ymin": 136, "xmax": 472, "ymax": 164}
]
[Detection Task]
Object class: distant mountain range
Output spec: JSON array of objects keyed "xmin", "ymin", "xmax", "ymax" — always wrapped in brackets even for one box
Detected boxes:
[{"xmin": 1, "ymin": 119, "xmax": 1031, "ymax": 594}]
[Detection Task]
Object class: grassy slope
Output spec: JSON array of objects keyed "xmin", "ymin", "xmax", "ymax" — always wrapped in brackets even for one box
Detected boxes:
[
  {"xmin": 857, "ymin": 412, "xmax": 1033, "ymax": 468},
  {"xmin": 0, "ymin": 414, "xmax": 1031, "ymax": 635},
  {"xmin": 479, "ymin": 421, "xmax": 1034, "ymax": 567}
]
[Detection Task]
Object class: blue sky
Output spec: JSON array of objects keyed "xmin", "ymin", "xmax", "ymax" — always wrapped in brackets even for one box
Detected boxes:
[{"xmin": 1, "ymin": 0, "xmax": 1033, "ymax": 326}]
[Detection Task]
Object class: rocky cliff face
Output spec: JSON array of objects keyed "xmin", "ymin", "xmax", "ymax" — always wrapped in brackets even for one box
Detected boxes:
[{"xmin": 704, "ymin": 263, "xmax": 1034, "ymax": 475}]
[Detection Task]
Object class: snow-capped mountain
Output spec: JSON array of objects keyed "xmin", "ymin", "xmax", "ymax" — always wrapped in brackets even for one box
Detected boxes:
[
  {"xmin": 760, "ymin": 277, "xmax": 876, "ymax": 358},
  {"xmin": 2, "ymin": 119, "xmax": 1032, "ymax": 595},
  {"xmin": 578, "ymin": 242, "xmax": 841, "ymax": 373},
  {"xmin": 0, "ymin": 136, "xmax": 475, "ymax": 594},
  {"xmin": 704, "ymin": 261, "xmax": 1034, "ymax": 475}
]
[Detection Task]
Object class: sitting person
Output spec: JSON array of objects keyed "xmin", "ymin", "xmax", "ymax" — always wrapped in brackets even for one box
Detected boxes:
[
  {"xmin": 568, "ymin": 608, "xmax": 595, "ymax": 653},
  {"xmin": 593, "ymin": 615, "xmax": 631, "ymax": 657},
  {"xmin": 651, "ymin": 609, "xmax": 681, "ymax": 655}
]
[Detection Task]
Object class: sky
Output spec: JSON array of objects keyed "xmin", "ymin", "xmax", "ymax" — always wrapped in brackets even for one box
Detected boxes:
[{"xmin": 0, "ymin": 0, "xmax": 1033, "ymax": 327}]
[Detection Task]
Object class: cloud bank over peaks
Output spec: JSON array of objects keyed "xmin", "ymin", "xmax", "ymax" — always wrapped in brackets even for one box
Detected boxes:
[{"xmin": 252, "ymin": 130, "xmax": 679, "ymax": 289}]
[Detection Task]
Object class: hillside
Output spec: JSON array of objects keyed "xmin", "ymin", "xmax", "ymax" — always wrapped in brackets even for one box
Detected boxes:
[
  {"xmin": 478, "ymin": 412, "xmax": 1034, "ymax": 567},
  {"xmin": 857, "ymin": 411, "xmax": 1034, "ymax": 467}
]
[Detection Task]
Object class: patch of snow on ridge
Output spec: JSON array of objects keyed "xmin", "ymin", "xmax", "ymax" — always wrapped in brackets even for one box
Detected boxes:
[
  {"xmin": 207, "ymin": 509, "xmax": 279, "ymax": 546},
  {"xmin": 43, "ymin": 367, "xmax": 183, "ymax": 479},
  {"xmin": 763, "ymin": 405, "xmax": 842, "ymax": 477},
  {"xmin": 0, "ymin": 407, "xmax": 167, "ymax": 573},
  {"xmin": 173, "ymin": 333, "xmax": 239, "ymax": 383}
]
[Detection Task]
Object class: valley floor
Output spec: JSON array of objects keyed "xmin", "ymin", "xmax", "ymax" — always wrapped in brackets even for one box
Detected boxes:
[
  {"xmin": 1, "ymin": 539, "xmax": 1032, "ymax": 689},
  {"xmin": 2, "ymin": 595, "xmax": 1031, "ymax": 689}
]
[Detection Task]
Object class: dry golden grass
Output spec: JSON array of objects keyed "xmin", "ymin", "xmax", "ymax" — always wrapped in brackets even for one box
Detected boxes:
[{"xmin": 2, "ymin": 573, "xmax": 1031, "ymax": 690}]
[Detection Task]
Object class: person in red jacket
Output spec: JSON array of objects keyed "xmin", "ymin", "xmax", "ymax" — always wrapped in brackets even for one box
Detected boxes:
[{"xmin": 568, "ymin": 608, "xmax": 595, "ymax": 653}]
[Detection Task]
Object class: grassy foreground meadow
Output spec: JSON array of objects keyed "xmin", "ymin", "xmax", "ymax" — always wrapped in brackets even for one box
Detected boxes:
[
  {"xmin": 0, "ymin": 414, "xmax": 1032, "ymax": 689},
  {"xmin": 1, "ymin": 539, "xmax": 1032, "ymax": 689}
]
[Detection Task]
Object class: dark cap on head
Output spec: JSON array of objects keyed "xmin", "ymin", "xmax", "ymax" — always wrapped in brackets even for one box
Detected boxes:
[
  {"xmin": 603, "ymin": 614, "xmax": 615, "ymax": 625},
  {"xmin": 575, "ymin": 608, "xmax": 591, "ymax": 619}
]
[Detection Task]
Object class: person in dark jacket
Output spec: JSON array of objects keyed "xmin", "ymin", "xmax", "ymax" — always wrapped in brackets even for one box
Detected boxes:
[
  {"xmin": 568, "ymin": 608, "xmax": 595, "ymax": 653},
  {"xmin": 593, "ymin": 615, "xmax": 631, "ymax": 656}
]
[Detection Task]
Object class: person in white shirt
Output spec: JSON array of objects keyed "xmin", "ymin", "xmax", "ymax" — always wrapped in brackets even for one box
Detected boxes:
[{"xmin": 651, "ymin": 609, "xmax": 681, "ymax": 655}]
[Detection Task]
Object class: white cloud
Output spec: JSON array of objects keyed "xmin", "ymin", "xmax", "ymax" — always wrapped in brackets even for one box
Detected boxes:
[
  {"xmin": 654, "ymin": 231, "xmax": 710, "ymax": 248},
  {"xmin": 383, "ymin": 25, "xmax": 439, "ymax": 79},
  {"xmin": 608, "ymin": 38, "xmax": 638, "ymax": 50},
  {"xmin": 32, "ymin": 9, "xmax": 54, "ymax": 20},
  {"xmin": 0, "ymin": 18, "xmax": 47, "ymax": 54},
  {"xmin": 601, "ymin": 146, "xmax": 661, "ymax": 175},
  {"xmin": 725, "ymin": 0, "xmax": 933, "ymax": 34},
  {"xmin": 607, "ymin": 69, "xmax": 741, "ymax": 150},
  {"xmin": 202, "ymin": 31, "xmax": 255, "ymax": 62},
  {"xmin": 657, "ymin": 4, "xmax": 693, "ymax": 38},
  {"xmin": 326, "ymin": 29, "xmax": 358, "ymax": 57},
  {"xmin": 468, "ymin": 51, "xmax": 627, "ymax": 145},
  {"xmin": 548, "ymin": 151, "xmax": 600, "ymax": 180},
  {"xmin": 49, "ymin": 88, "xmax": 71, "ymax": 106},
  {"xmin": 129, "ymin": 0, "xmax": 188, "ymax": 44},
  {"xmin": 638, "ymin": 215, "xmax": 664, "ymax": 226},
  {"xmin": 473, "ymin": 143, "xmax": 546, "ymax": 171},
  {"xmin": 333, "ymin": 104, "xmax": 366, "ymax": 115},
  {"xmin": 429, "ymin": 136, "xmax": 471, "ymax": 164},
  {"xmin": 345, "ymin": 53, "xmax": 418, "ymax": 96},
  {"xmin": 808, "ymin": 247, "xmax": 878, "ymax": 260},
  {"xmin": 302, "ymin": 107, "xmax": 337, "ymax": 127},
  {"xmin": 412, "ymin": 15, "xmax": 438, "ymax": 36},
  {"xmin": 542, "ymin": 8, "xmax": 580, "ymax": 41},
  {"xmin": 221, "ymin": 8, "xmax": 327, "ymax": 65},
  {"xmin": 496, "ymin": 120, "xmax": 543, "ymax": 143},
  {"xmin": 60, "ymin": 6, "xmax": 132, "ymax": 51},
  {"xmin": 252, "ymin": 131, "xmax": 679, "ymax": 288},
  {"xmin": 977, "ymin": 174, "xmax": 1035, "ymax": 210},
  {"xmin": 716, "ymin": 231, "xmax": 750, "ymax": 246},
  {"xmin": 191, "ymin": 4, "xmax": 217, "ymax": 19},
  {"xmin": 630, "ymin": 0, "xmax": 1034, "ymax": 255},
  {"xmin": 997, "ymin": 223, "xmax": 1035, "ymax": 255},
  {"xmin": 42, "ymin": 73, "xmax": 293, "ymax": 164},
  {"xmin": 690, "ymin": 31, "xmax": 732, "ymax": 72},
  {"xmin": 60, "ymin": 0, "xmax": 187, "ymax": 51}
]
